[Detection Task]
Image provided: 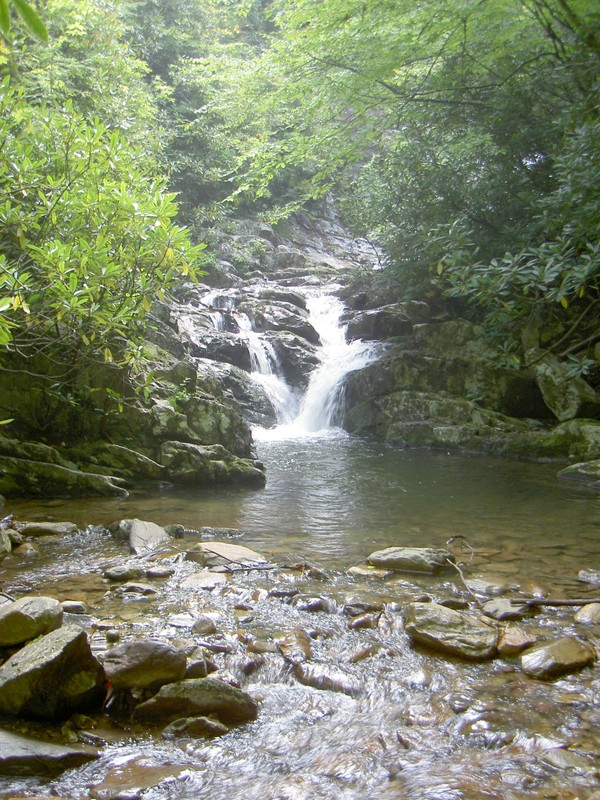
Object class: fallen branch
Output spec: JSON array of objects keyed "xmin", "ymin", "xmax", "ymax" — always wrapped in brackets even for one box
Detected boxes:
[
  {"xmin": 510, "ymin": 598, "xmax": 600, "ymax": 608},
  {"xmin": 446, "ymin": 558, "xmax": 484, "ymax": 609}
]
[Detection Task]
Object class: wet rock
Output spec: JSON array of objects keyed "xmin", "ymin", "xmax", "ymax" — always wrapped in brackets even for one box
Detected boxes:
[
  {"xmin": 347, "ymin": 644, "xmax": 383, "ymax": 663},
  {"xmin": 465, "ymin": 578, "xmax": 509, "ymax": 597},
  {"xmin": 557, "ymin": 459, "xmax": 600, "ymax": 489},
  {"xmin": 184, "ymin": 543, "xmax": 207, "ymax": 565},
  {"xmin": 292, "ymin": 594, "xmax": 335, "ymax": 613},
  {"xmin": 0, "ymin": 728, "xmax": 99, "ymax": 776},
  {"xmin": 17, "ymin": 521, "xmax": 79, "ymax": 537},
  {"xmin": 0, "ymin": 529, "xmax": 12, "ymax": 559},
  {"xmin": 347, "ymin": 612, "xmax": 381, "ymax": 630},
  {"xmin": 521, "ymin": 637, "xmax": 596, "ymax": 679},
  {"xmin": 145, "ymin": 564, "xmax": 175, "ymax": 580},
  {"xmin": 200, "ymin": 541, "xmax": 269, "ymax": 567},
  {"xmin": 185, "ymin": 648, "xmax": 218, "ymax": 678},
  {"xmin": 346, "ymin": 305, "xmax": 413, "ymax": 342},
  {"xmin": 0, "ymin": 596, "xmax": 63, "ymax": 647},
  {"xmin": 482, "ymin": 599, "xmax": 524, "ymax": 621},
  {"xmin": 276, "ymin": 628, "xmax": 313, "ymax": 664},
  {"xmin": 160, "ymin": 441, "xmax": 266, "ymax": 487},
  {"xmin": 577, "ymin": 569, "xmax": 600, "ymax": 586},
  {"xmin": 116, "ymin": 581, "xmax": 158, "ymax": 597},
  {"xmin": 103, "ymin": 564, "xmax": 146, "ymax": 582},
  {"xmin": 61, "ymin": 600, "xmax": 88, "ymax": 615},
  {"xmin": 162, "ymin": 715, "xmax": 230, "ymax": 739},
  {"xmin": 192, "ymin": 616, "xmax": 218, "ymax": 635},
  {"xmin": 12, "ymin": 542, "xmax": 38, "ymax": 557},
  {"xmin": 181, "ymin": 571, "xmax": 228, "ymax": 591},
  {"xmin": 132, "ymin": 678, "xmax": 258, "ymax": 725},
  {"xmin": 108, "ymin": 518, "xmax": 171, "ymax": 555},
  {"xmin": 102, "ymin": 640, "xmax": 187, "ymax": 690},
  {"xmin": 528, "ymin": 351, "xmax": 600, "ymax": 421},
  {"xmin": 0, "ymin": 625, "xmax": 105, "ymax": 719},
  {"xmin": 497, "ymin": 625, "xmax": 538, "ymax": 656},
  {"xmin": 294, "ymin": 663, "xmax": 361, "ymax": 697},
  {"xmin": 89, "ymin": 761, "xmax": 187, "ymax": 800},
  {"xmin": 0, "ymin": 456, "xmax": 128, "ymax": 498},
  {"xmin": 404, "ymin": 602, "xmax": 498, "ymax": 660},
  {"xmin": 347, "ymin": 564, "xmax": 393, "ymax": 579},
  {"xmin": 367, "ymin": 546, "xmax": 454, "ymax": 573},
  {"xmin": 574, "ymin": 603, "xmax": 600, "ymax": 623}
]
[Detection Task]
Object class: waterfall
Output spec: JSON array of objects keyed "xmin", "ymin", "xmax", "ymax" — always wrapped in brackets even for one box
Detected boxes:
[{"xmin": 256, "ymin": 292, "xmax": 380, "ymax": 440}]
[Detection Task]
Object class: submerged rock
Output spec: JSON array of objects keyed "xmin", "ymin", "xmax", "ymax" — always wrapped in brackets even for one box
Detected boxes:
[
  {"xmin": 0, "ymin": 596, "xmax": 63, "ymax": 647},
  {"xmin": 0, "ymin": 729, "xmax": 99, "ymax": 776},
  {"xmin": 102, "ymin": 640, "xmax": 187, "ymax": 690},
  {"xmin": 520, "ymin": 637, "xmax": 597, "ymax": 679},
  {"xmin": 162, "ymin": 715, "xmax": 230, "ymax": 739},
  {"xmin": 294, "ymin": 663, "xmax": 361, "ymax": 696},
  {"xmin": 367, "ymin": 547, "xmax": 454, "ymax": 573},
  {"xmin": 132, "ymin": 678, "xmax": 258, "ymax": 725},
  {"xmin": 276, "ymin": 628, "xmax": 313, "ymax": 665},
  {"xmin": 0, "ymin": 625, "xmax": 106, "ymax": 719},
  {"xmin": 404, "ymin": 602, "xmax": 498, "ymax": 660},
  {"xmin": 16, "ymin": 521, "xmax": 79, "ymax": 537}
]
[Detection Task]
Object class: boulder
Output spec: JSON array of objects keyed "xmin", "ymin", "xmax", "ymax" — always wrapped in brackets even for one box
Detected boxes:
[
  {"xmin": 0, "ymin": 625, "xmax": 106, "ymax": 719},
  {"xmin": 0, "ymin": 596, "xmax": 63, "ymax": 647},
  {"xmin": 132, "ymin": 678, "xmax": 258, "ymax": 725},
  {"xmin": 520, "ymin": 637, "xmax": 596, "ymax": 679},
  {"xmin": 0, "ymin": 529, "xmax": 11, "ymax": 560},
  {"xmin": 108, "ymin": 518, "xmax": 171, "ymax": 555},
  {"xmin": 558, "ymin": 459, "xmax": 600, "ymax": 489},
  {"xmin": 0, "ymin": 457, "xmax": 128, "ymax": 498},
  {"xmin": 0, "ymin": 729, "xmax": 98, "ymax": 777},
  {"xmin": 367, "ymin": 546, "xmax": 454, "ymax": 573},
  {"xmin": 17, "ymin": 521, "xmax": 79, "ymax": 537},
  {"xmin": 404, "ymin": 602, "xmax": 498, "ymax": 660},
  {"xmin": 574, "ymin": 603, "xmax": 600, "ymax": 623},
  {"xmin": 346, "ymin": 305, "xmax": 413, "ymax": 342},
  {"xmin": 528, "ymin": 351, "xmax": 600, "ymax": 421},
  {"xmin": 102, "ymin": 640, "xmax": 187, "ymax": 690},
  {"xmin": 160, "ymin": 441, "xmax": 266, "ymax": 487}
]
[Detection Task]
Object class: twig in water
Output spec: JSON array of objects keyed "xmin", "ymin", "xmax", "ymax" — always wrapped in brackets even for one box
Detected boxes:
[{"xmin": 446, "ymin": 558, "xmax": 484, "ymax": 609}]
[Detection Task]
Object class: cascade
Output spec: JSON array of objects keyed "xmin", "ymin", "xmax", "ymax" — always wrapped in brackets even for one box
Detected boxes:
[{"xmin": 256, "ymin": 292, "xmax": 380, "ymax": 439}]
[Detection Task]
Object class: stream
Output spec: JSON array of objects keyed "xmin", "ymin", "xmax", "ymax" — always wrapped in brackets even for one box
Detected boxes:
[{"xmin": 1, "ymin": 286, "xmax": 599, "ymax": 799}]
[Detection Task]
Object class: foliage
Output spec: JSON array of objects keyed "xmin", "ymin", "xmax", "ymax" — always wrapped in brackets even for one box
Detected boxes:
[
  {"xmin": 0, "ymin": 0, "xmax": 48, "ymax": 41},
  {"xmin": 0, "ymin": 77, "xmax": 205, "ymax": 423}
]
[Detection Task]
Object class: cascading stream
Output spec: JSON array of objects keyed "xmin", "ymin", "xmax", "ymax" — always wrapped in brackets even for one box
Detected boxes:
[{"xmin": 256, "ymin": 291, "xmax": 380, "ymax": 439}]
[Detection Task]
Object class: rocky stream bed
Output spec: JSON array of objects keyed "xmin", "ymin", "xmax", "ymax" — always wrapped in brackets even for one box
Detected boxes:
[{"xmin": 0, "ymin": 513, "xmax": 599, "ymax": 800}]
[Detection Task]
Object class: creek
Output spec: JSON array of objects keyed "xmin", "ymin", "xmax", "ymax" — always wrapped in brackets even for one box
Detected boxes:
[{"xmin": 1, "ymin": 285, "xmax": 600, "ymax": 799}]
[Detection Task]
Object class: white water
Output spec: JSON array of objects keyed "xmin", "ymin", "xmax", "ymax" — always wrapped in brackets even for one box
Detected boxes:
[{"xmin": 255, "ymin": 292, "xmax": 380, "ymax": 440}]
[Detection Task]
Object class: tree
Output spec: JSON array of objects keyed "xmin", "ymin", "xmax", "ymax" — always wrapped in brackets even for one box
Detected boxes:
[{"xmin": 0, "ymin": 0, "xmax": 48, "ymax": 41}]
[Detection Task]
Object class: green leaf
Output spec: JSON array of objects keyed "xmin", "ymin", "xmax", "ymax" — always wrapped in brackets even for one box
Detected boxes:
[
  {"xmin": 0, "ymin": 0, "xmax": 10, "ymax": 35},
  {"xmin": 11, "ymin": 0, "xmax": 48, "ymax": 42}
]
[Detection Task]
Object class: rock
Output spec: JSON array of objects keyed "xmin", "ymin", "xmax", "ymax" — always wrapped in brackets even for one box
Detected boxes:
[
  {"xmin": 0, "ymin": 729, "xmax": 99, "ymax": 776},
  {"xmin": 291, "ymin": 594, "xmax": 335, "ymax": 613},
  {"xmin": 482, "ymin": 599, "xmax": 524, "ymax": 621},
  {"xmin": 192, "ymin": 616, "xmax": 218, "ymax": 635},
  {"xmin": 89, "ymin": 760, "xmax": 187, "ymax": 800},
  {"xmin": 0, "ymin": 625, "xmax": 106, "ymax": 719},
  {"xmin": 367, "ymin": 547, "xmax": 454, "ymax": 573},
  {"xmin": 346, "ymin": 305, "xmax": 413, "ymax": 342},
  {"xmin": 160, "ymin": 441, "xmax": 266, "ymax": 487},
  {"xmin": 116, "ymin": 581, "xmax": 158, "ymax": 597},
  {"xmin": 497, "ymin": 625, "xmax": 538, "ymax": 656},
  {"xmin": 145, "ymin": 565, "xmax": 175, "ymax": 579},
  {"xmin": 102, "ymin": 640, "xmax": 187, "ymax": 690},
  {"xmin": 574, "ymin": 603, "xmax": 600, "ymax": 623},
  {"xmin": 540, "ymin": 747, "xmax": 592, "ymax": 771},
  {"xmin": 465, "ymin": 578, "xmax": 509, "ymax": 597},
  {"xmin": 185, "ymin": 544, "xmax": 207, "ymax": 565},
  {"xmin": 61, "ymin": 600, "xmax": 88, "ymax": 615},
  {"xmin": 132, "ymin": 678, "xmax": 258, "ymax": 725},
  {"xmin": 0, "ymin": 457, "xmax": 128, "ymax": 498},
  {"xmin": 520, "ymin": 637, "xmax": 596, "ymax": 679},
  {"xmin": 181, "ymin": 571, "xmax": 228, "ymax": 591},
  {"xmin": 0, "ymin": 596, "xmax": 63, "ymax": 647},
  {"xmin": 200, "ymin": 541, "xmax": 269, "ymax": 567},
  {"xmin": 17, "ymin": 521, "xmax": 79, "ymax": 537},
  {"xmin": 347, "ymin": 564, "xmax": 393, "ymax": 579},
  {"xmin": 557, "ymin": 459, "xmax": 600, "ymax": 488},
  {"xmin": 404, "ymin": 602, "xmax": 498, "ymax": 660},
  {"xmin": 104, "ymin": 563, "xmax": 146, "ymax": 582},
  {"xmin": 276, "ymin": 629, "xmax": 313, "ymax": 665},
  {"xmin": 0, "ymin": 529, "xmax": 12, "ymax": 560},
  {"xmin": 577, "ymin": 569, "xmax": 600, "ymax": 586},
  {"xmin": 108, "ymin": 518, "xmax": 171, "ymax": 555},
  {"xmin": 294, "ymin": 663, "xmax": 361, "ymax": 697},
  {"xmin": 162, "ymin": 715, "xmax": 230, "ymax": 739},
  {"xmin": 528, "ymin": 351, "xmax": 600, "ymax": 421},
  {"xmin": 347, "ymin": 612, "xmax": 381, "ymax": 630}
]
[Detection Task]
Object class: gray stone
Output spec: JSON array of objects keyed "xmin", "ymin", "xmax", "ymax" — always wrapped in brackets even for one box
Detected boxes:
[
  {"xmin": 104, "ymin": 563, "xmax": 145, "ymax": 582},
  {"xmin": 0, "ymin": 728, "xmax": 99, "ymax": 776},
  {"xmin": 521, "ymin": 637, "xmax": 596, "ymax": 679},
  {"xmin": 17, "ymin": 521, "xmax": 78, "ymax": 537},
  {"xmin": 497, "ymin": 625, "xmax": 538, "ymax": 656},
  {"xmin": 108, "ymin": 518, "xmax": 171, "ymax": 555},
  {"xmin": 0, "ymin": 625, "xmax": 105, "ymax": 719},
  {"xmin": 0, "ymin": 596, "xmax": 63, "ymax": 647},
  {"xmin": 0, "ymin": 530, "xmax": 11, "ymax": 559},
  {"xmin": 160, "ymin": 441, "xmax": 266, "ymax": 487},
  {"xmin": 367, "ymin": 546, "xmax": 454, "ymax": 573},
  {"xmin": 574, "ymin": 603, "xmax": 600, "ymax": 623},
  {"xmin": 181, "ymin": 571, "xmax": 228, "ymax": 591},
  {"xmin": 482, "ymin": 598, "xmax": 524, "ymax": 621},
  {"xmin": 132, "ymin": 678, "xmax": 258, "ymax": 725},
  {"xmin": 162, "ymin": 715, "xmax": 230, "ymax": 739},
  {"xmin": 102, "ymin": 640, "xmax": 187, "ymax": 690},
  {"xmin": 61, "ymin": 600, "xmax": 88, "ymax": 615},
  {"xmin": 200, "ymin": 541, "xmax": 268, "ymax": 567},
  {"xmin": 404, "ymin": 602, "xmax": 498, "ymax": 660},
  {"xmin": 192, "ymin": 616, "xmax": 218, "ymax": 635},
  {"xmin": 577, "ymin": 568, "xmax": 600, "ymax": 585},
  {"xmin": 529, "ymin": 351, "xmax": 600, "ymax": 421},
  {"xmin": 558, "ymin": 459, "xmax": 600, "ymax": 488}
]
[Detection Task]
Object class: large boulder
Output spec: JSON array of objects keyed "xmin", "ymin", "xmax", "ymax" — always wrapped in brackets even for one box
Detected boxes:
[
  {"xmin": 346, "ymin": 305, "xmax": 413, "ymax": 342},
  {"xmin": 528, "ymin": 352, "xmax": 600, "ymax": 421},
  {"xmin": 0, "ymin": 729, "xmax": 99, "ymax": 777},
  {"xmin": 132, "ymin": 678, "xmax": 258, "ymax": 725},
  {"xmin": 520, "ymin": 637, "xmax": 596, "ymax": 679},
  {"xmin": 404, "ymin": 602, "xmax": 499, "ymax": 660},
  {"xmin": 0, "ymin": 596, "xmax": 63, "ymax": 647},
  {"xmin": 160, "ymin": 441, "xmax": 266, "ymax": 487},
  {"xmin": 367, "ymin": 546, "xmax": 454, "ymax": 573},
  {"xmin": 102, "ymin": 640, "xmax": 187, "ymax": 690},
  {"xmin": 0, "ymin": 625, "xmax": 106, "ymax": 719},
  {"xmin": 108, "ymin": 518, "xmax": 171, "ymax": 555}
]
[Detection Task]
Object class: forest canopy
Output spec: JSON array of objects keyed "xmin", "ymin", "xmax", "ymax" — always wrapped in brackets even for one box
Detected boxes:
[{"xmin": 0, "ymin": 0, "xmax": 599, "ymax": 417}]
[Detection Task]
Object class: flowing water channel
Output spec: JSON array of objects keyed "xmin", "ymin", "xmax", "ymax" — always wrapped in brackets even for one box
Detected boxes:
[{"xmin": 1, "ymin": 290, "xmax": 600, "ymax": 799}]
